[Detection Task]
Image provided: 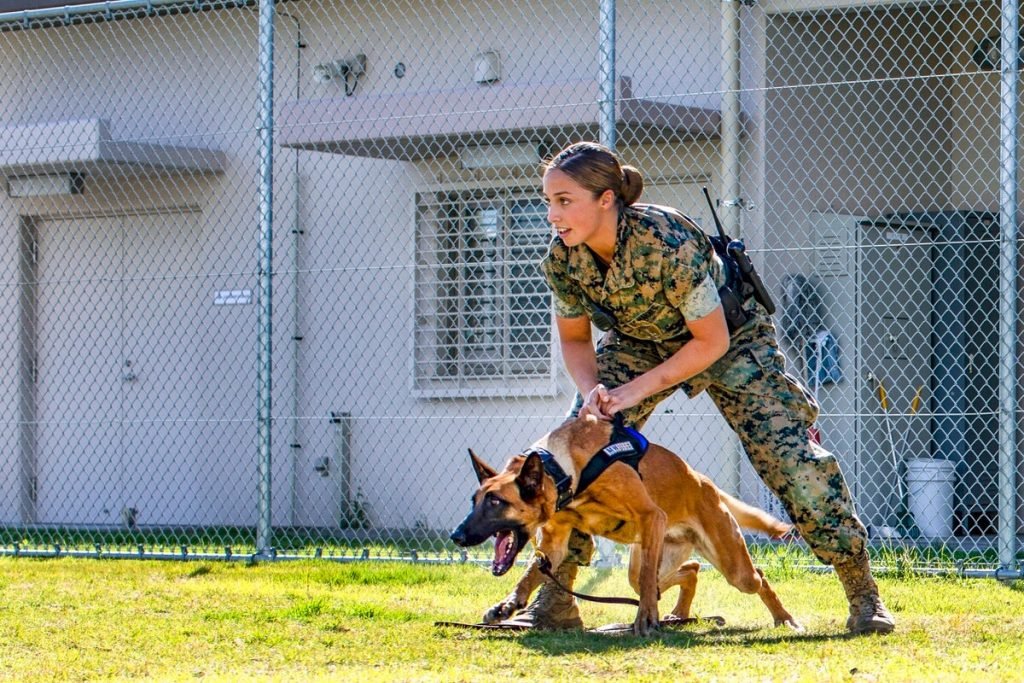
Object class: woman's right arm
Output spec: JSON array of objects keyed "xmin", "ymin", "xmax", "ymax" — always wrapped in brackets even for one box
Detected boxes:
[{"xmin": 555, "ymin": 315, "xmax": 604, "ymax": 413}]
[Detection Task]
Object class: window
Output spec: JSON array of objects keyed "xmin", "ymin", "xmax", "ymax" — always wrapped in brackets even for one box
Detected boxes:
[{"xmin": 415, "ymin": 187, "xmax": 554, "ymax": 396}]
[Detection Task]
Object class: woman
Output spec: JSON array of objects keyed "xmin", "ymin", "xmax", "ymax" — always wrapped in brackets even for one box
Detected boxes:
[{"xmin": 503, "ymin": 141, "xmax": 893, "ymax": 635}]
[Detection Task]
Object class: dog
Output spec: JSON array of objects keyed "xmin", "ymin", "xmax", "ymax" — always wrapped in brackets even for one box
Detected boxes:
[{"xmin": 449, "ymin": 414, "xmax": 802, "ymax": 635}]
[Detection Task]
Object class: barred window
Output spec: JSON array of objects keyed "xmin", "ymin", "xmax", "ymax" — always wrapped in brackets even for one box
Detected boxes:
[{"xmin": 414, "ymin": 187, "xmax": 555, "ymax": 397}]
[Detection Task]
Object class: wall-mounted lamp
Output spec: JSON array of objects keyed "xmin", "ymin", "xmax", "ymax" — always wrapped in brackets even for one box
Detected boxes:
[
  {"xmin": 312, "ymin": 54, "xmax": 367, "ymax": 96},
  {"xmin": 473, "ymin": 51, "xmax": 501, "ymax": 84},
  {"xmin": 7, "ymin": 172, "xmax": 84, "ymax": 198}
]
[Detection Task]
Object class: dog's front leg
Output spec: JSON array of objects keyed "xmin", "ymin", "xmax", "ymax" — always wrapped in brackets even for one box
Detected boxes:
[
  {"xmin": 633, "ymin": 506, "xmax": 668, "ymax": 636},
  {"xmin": 482, "ymin": 557, "xmax": 542, "ymax": 623},
  {"xmin": 482, "ymin": 524, "xmax": 571, "ymax": 624}
]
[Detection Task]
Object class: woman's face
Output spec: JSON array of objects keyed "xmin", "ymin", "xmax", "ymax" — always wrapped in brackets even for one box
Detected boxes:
[{"xmin": 542, "ymin": 168, "xmax": 615, "ymax": 248}]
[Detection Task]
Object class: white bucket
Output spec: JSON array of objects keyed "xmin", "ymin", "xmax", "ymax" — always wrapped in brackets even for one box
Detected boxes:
[{"xmin": 906, "ymin": 458, "xmax": 956, "ymax": 538}]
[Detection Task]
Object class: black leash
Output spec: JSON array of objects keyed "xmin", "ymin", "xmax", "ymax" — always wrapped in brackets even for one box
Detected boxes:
[{"xmin": 536, "ymin": 555, "xmax": 641, "ymax": 607}]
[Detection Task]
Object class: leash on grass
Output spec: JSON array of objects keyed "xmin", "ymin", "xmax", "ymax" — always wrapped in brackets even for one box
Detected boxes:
[{"xmin": 536, "ymin": 554, "xmax": 642, "ymax": 607}]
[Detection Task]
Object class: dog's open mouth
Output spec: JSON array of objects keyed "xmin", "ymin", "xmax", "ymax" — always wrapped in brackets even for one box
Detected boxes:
[{"xmin": 491, "ymin": 528, "xmax": 528, "ymax": 576}]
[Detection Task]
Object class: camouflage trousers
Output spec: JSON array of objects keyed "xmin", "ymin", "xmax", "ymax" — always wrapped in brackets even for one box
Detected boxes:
[{"xmin": 567, "ymin": 313, "xmax": 868, "ymax": 566}]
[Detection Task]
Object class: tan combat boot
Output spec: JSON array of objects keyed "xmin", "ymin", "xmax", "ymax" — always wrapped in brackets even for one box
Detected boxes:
[
  {"xmin": 501, "ymin": 530, "xmax": 593, "ymax": 630},
  {"xmin": 833, "ymin": 551, "xmax": 896, "ymax": 635},
  {"xmin": 506, "ymin": 559, "xmax": 584, "ymax": 629}
]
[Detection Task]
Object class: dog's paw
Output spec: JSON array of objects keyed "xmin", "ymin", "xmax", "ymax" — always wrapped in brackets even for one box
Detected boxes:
[
  {"xmin": 776, "ymin": 617, "xmax": 805, "ymax": 633},
  {"xmin": 632, "ymin": 609, "xmax": 661, "ymax": 636},
  {"xmin": 482, "ymin": 599, "xmax": 519, "ymax": 624}
]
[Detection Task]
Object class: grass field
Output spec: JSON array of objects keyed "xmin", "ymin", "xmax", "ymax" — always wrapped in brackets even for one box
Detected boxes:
[{"xmin": 1, "ymin": 555, "xmax": 1022, "ymax": 682}]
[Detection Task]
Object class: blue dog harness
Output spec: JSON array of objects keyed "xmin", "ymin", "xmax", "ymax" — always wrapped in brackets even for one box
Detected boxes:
[{"xmin": 527, "ymin": 415, "xmax": 649, "ymax": 512}]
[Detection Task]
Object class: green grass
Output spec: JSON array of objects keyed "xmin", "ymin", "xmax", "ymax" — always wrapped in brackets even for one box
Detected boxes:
[{"xmin": 1, "ymin": 557, "xmax": 1022, "ymax": 682}]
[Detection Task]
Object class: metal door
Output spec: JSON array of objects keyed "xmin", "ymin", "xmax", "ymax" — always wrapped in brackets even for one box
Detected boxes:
[
  {"xmin": 33, "ymin": 212, "xmax": 201, "ymax": 526},
  {"xmin": 34, "ymin": 215, "xmax": 122, "ymax": 524},
  {"xmin": 120, "ymin": 212, "xmax": 202, "ymax": 525},
  {"xmin": 961, "ymin": 213, "xmax": 999, "ymax": 534}
]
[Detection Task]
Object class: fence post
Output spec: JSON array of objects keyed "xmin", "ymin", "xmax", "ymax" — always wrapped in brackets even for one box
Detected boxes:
[
  {"xmin": 997, "ymin": 0, "xmax": 1020, "ymax": 574},
  {"xmin": 598, "ymin": 0, "xmax": 616, "ymax": 152},
  {"xmin": 256, "ymin": 0, "xmax": 276, "ymax": 559},
  {"xmin": 591, "ymin": 0, "xmax": 621, "ymax": 570},
  {"xmin": 719, "ymin": 0, "xmax": 742, "ymax": 236}
]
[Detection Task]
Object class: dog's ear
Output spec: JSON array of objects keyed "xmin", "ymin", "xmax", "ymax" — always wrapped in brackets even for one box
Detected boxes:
[
  {"xmin": 468, "ymin": 448, "xmax": 497, "ymax": 483},
  {"xmin": 516, "ymin": 451, "xmax": 545, "ymax": 502}
]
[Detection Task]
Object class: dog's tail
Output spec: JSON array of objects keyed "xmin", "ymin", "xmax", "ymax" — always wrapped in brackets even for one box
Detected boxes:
[{"xmin": 720, "ymin": 491, "xmax": 792, "ymax": 539}]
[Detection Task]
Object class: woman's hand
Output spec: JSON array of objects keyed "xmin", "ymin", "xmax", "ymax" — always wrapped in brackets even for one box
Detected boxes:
[
  {"xmin": 579, "ymin": 384, "xmax": 612, "ymax": 420},
  {"xmin": 580, "ymin": 382, "xmax": 644, "ymax": 421}
]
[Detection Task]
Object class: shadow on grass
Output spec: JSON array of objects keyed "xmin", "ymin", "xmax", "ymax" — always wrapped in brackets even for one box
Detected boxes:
[{"xmin": 436, "ymin": 620, "xmax": 854, "ymax": 655}]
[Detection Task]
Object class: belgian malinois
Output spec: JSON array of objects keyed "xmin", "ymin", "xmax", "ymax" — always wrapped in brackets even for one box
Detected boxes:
[{"xmin": 450, "ymin": 415, "xmax": 802, "ymax": 636}]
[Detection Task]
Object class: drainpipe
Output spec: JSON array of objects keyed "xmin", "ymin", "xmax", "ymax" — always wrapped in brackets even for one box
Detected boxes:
[
  {"xmin": 277, "ymin": 10, "xmax": 304, "ymax": 529},
  {"xmin": 720, "ymin": 0, "xmax": 742, "ymax": 237},
  {"xmin": 255, "ymin": 0, "xmax": 276, "ymax": 559},
  {"xmin": 996, "ymin": 0, "xmax": 1019, "ymax": 575},
  {"xmin": 598, "ymin": 0, "xmax": 616, "ymax": 151}
]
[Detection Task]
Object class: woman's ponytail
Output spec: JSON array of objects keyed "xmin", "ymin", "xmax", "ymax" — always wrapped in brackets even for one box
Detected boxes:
[{"xmin": 620, "ymin": 165, "xmax": 644, "ymax": 206}]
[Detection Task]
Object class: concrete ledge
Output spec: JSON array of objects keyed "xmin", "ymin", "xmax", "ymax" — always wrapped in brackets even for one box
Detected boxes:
[{"xmin": 0, "ymin": 118, "xmax": 226, "ymax": 178}]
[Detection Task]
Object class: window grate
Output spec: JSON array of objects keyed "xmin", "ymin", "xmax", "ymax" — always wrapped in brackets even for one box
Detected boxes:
[{"xmin": 414, "ymin": 187, "xmax": 553, "ymax": 396}]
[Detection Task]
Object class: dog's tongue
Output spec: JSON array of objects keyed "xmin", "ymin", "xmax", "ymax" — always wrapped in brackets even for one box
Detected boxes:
[{"xmin": 491, "ymin": 530, "xmax": 517, "ymax": 576}]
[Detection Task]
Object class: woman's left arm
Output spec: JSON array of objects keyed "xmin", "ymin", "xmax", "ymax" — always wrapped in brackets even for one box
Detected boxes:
[{"xmin": 594, "ymin": 305, "xmax": 730, "ymax": 418}]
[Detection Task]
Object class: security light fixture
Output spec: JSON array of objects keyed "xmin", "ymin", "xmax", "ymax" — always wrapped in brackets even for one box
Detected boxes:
[
  {"xmin": 7, "ymin": 172, "xmax": 84, "ymax": 198},
  {"xmin": 312, "ymin": 54, "xmax": 367, "ymax": 96}
]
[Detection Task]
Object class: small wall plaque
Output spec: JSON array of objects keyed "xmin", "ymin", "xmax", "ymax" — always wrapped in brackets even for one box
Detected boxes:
[{"xmin": 214, "ymin": 289, "xmax": 253, "ymax": 306}]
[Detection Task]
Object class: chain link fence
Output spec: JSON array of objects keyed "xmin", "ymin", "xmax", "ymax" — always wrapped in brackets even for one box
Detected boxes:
[{"xmin": 0, "ymin": 0, "xmax": 1020, "ymax": 576}]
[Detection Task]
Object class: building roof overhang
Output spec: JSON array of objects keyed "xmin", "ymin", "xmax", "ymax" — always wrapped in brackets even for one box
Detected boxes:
[
  {"xmin": 279, "ymin": 77, "xmax": 723, "ymax": 160},
  {"xmin": 0, "ymin": 118, "xmax": 226, "ymax": 181}
]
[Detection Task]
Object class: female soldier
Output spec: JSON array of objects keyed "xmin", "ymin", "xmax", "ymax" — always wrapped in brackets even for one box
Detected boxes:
[{"xmin": 503, "ymin": 141, "xmax": 893, "ymax": 635}]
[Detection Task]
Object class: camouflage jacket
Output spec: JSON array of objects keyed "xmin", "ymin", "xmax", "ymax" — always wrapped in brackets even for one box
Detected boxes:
[{"xmin": 541, "ymin": 203, "xmax": 725, "ymax": 342}]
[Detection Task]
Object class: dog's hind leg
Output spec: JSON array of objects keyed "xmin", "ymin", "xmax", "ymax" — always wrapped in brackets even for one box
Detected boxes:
[
  {"xmin": 748, "ymin": 567, "xmax": 801, "ymax": 630},
  {"xmin": 709, "ymin": 548, "xmax": 800, "ymax": 630},
  {"xmin": 663, "ymin": 560, "xmax": 700, "ymax": 619},
  {"xmin": 695, "ymin": 503, "xmax": 802, "ymax": 631},
  {"xmin": 630, "ymin": 542, "xmax": 700, "ymax": 620},
  {"xmin": 657, "ymin": 542, "xmax": 699, "ymax": 620}
]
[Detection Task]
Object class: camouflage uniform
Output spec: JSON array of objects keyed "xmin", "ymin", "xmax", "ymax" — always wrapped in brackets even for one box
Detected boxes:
[{"xmin": 541, "ymin": 203, "xmax": 867, "ymax": 566}]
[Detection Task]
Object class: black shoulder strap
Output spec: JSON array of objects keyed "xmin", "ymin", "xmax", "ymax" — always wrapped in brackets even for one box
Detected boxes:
[
  {"xmin": 575, "ymin": 414, "xmax": 649, "ymax": 498},
  {"xmin": 526, "ymin": 447, "xmax": 574, "ymax": 512}
]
